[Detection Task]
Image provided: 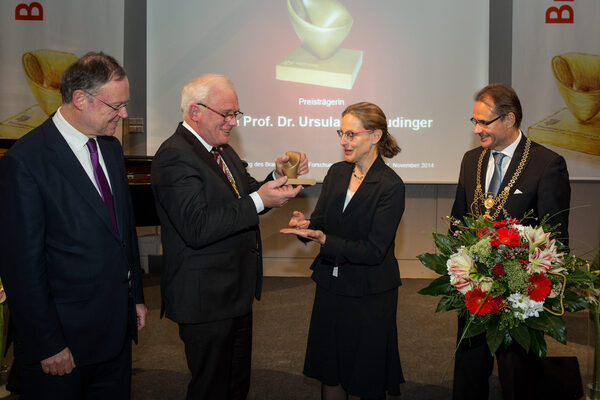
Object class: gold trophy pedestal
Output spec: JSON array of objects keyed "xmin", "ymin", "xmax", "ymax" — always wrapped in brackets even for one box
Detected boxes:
[
  {"xmin": 276, "ymin": 46, "xmax": 362, "ymax": 90},
  {"xmin": 528, "ymin": 107, "xmax": 600, "ymax": 156},
  {"xmin": 0, "ymin": 104, "xmax": 48, "ymax": 139}
]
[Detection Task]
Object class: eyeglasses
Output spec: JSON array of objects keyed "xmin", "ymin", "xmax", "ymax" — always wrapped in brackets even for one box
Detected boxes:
[
  {"xmin": 197, "ymin": 103, "xmax": 244, "ymax": 123},
  {"xmin": 470, "ymin": 114, "xmax": 505, "ymax": 127},
  {"xmin": 84, "ymin": 91, "xmax": 128, "ymax": 112},
  {"xmin": 336, "ymin": 129, "xmax": 374, "ymax": 140}
]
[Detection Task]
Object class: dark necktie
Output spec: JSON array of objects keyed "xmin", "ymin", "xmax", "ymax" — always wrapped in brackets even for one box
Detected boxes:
[
  {"xmin": 488, "ymin": 151, "xmax": 507, "ymax": 196},
  {"xmin": 86, "ymin": 139, "xmax": 119, "ymax": 234},
  {"xmin": 211, "ymin": 147, "xmax": 224, "ymax": 170},
  {"xmin": 211, "ymin": 147, "xmax": 241, "ymax": 198}
]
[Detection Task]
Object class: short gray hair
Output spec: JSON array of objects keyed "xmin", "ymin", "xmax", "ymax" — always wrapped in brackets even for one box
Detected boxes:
[{"xmin": 180, "ymin": 74, "xmax": 233, "ymax": 118}]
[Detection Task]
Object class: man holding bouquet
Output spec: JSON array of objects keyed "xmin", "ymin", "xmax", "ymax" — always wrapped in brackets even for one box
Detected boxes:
[{"xmin": 451, "ymin": 83, "xmax": 571, "ymax": 400}]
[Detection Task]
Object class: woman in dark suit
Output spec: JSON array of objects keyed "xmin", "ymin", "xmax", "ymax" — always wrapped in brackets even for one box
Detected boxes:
[{"xmin": 281, "ymin": 102, "xmax": 405, "ymax": 400}]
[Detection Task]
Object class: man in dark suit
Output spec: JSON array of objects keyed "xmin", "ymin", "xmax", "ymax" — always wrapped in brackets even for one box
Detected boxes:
[
  {"xmin": 151, "ymin": 74, "xmax": 308, "ymax": 400},
  {"xmin": 451, "ymin": 83, "xmax": 571, "ymax": 400},
  {"xmin": 0, "ymin": 52, "xmax": 147, "ymax": 399}
]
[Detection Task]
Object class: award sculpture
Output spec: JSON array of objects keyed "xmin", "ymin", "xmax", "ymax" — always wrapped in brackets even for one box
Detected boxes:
[
  {"xmin": 282, "ymin": 151, "xmax": 316, "ymax": 185},
  {"xmin": 1, "ymin": 49, "xmax": 77, "ymax": 139},
  {"xmin": 528, "ymin": 52, "xmax": 600, "ymax": 156},
  {"xmin": 276, "ymin": 0, "xmax": 362, "ymax": 90}
]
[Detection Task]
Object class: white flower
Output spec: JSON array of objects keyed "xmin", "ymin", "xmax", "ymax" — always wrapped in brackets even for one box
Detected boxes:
[
  {"xmin": 524, "ymin": 226, "xmax": 550, "ymax": 251},
  {"xmin": 527, "ymin": 247, "xmax": 555, "ymax": 274},
  {"xmin": 447, "ymin": 247, "xmax": 475, "ymax": 280},
  {"xmin": 512, "ymin": 224, "xmax": 527, "ymax": 237},
  {"xmin": 476, "ymin": 276, "xmax": 494, "ymax": 292},
  {"xmin": 450, "ymin": 275, "xmax": 475, "ymax": 294},
  {"xmin": 508, "ymin": 293, "xmax": 544, "ymax": 320},
  {"xmin": 526, "ymin": 239, "xmax": 564, "ymax": 274},
  {"xmin": 545, "ymin": 240, "xmax": 564, "ymax": 265}
]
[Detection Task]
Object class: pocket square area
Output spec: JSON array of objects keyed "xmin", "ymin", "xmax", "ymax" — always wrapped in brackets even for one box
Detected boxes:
[{"xmin": 514, "ymin": 189, "xmax": 523, "ymax": 194}]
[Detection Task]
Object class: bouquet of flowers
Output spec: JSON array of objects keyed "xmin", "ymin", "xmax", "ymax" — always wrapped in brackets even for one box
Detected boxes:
[{"xmin": 418, "ymin": 212, "xmax": 593, "ymax": 358}]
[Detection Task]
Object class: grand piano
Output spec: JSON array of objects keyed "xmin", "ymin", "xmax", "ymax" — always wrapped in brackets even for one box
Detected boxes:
[
  {"xmin": 124, "ymin": 156, "xmax": 159, "ymax": 227},
  {"xmin": 0, "ymin": 139, "xmax": 158, "ymax": 227}
]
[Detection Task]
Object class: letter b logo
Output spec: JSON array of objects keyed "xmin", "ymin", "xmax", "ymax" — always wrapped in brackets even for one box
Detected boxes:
[{"xmin": 15, "ymin": 2, "xmax": 44, "ymax": 21}]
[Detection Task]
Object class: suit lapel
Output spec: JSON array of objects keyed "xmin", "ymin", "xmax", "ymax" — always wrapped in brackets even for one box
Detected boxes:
[
  {"xmin": 343, "ymin": 157, "xmax": 385, "ymax": 215},
  {"xmin": 177, "ymin": 127, "xmax": 239, "ymax": 197},
  {"xmin": 219, "ymin": 145, "xmax": 247, "ymax": 196},
  {"xmin": 44, "ymin": 122, "xmax": 118, "ymax": 236},
  {"xmin": 499, "ymin": 135, "xmax": 528, "ymax": 194},
  {"xmin": 479, "ymin": 148, "xmax": 490, "ymax": 194}
]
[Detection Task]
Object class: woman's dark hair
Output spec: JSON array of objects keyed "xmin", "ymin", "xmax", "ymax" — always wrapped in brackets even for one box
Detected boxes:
[{"xmin": 342, "ymin": 102, "xmax": 400, "ymax": 158}]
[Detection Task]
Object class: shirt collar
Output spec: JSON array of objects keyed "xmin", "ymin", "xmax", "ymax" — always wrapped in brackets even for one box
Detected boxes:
[
  {"xmin": 182, "ymin": 121, "xmax": 212, "ymax": 152},
  {"xmin": 52, "ymin": 107, "xmax": 92, "ymax": 151},
  {"xmin": 495, "ymin": 130, "xmax": 522, "ymax": 159}
]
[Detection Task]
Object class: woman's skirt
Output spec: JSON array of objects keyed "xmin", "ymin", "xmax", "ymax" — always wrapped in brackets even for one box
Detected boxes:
[{"xmin": 303, "ymin": 284, "xmax": 404, "ymax": 398}]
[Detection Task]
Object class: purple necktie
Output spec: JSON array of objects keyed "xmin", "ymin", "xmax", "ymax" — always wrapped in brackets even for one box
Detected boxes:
[{"xmin": 86, "ymin": 139, "xmax": 119, "ymax": 234}]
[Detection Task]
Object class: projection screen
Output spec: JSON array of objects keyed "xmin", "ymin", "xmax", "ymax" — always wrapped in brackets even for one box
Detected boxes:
[{"xmin": 147, "ymin": 0, "xmax": 489, "ymax": 183}]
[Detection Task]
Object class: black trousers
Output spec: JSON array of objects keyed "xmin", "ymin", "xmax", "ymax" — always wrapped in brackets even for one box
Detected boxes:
[
  {"xmin": 19, "ymin": 339, "xmax": 132, "ymax": 400},
  {"xmin": 179, "ymin": 311, "xmax": 253, "ymax": 400},
  {"xmin": 452, "ymin": 317, "xmax": 543, "ymax": 400}
]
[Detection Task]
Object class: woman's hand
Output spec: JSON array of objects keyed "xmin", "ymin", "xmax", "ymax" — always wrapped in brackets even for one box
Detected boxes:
[
  {"xmin": 287, "ymin": 211, "xmax": 310, "ymax": 229},
  {"xmin": 280, "ymin": 227, "xmax": 326, "ymax": 245}
]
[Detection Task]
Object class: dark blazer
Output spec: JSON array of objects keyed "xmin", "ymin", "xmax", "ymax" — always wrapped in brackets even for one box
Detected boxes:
[
  {"xmin": 451, "ymin": 135, "xmax": 571, "ymax": 242},
  {"xmin": 308, "ymin": 156, "xmax": 405, "ymax": 297},
  {"xmin": 0, "ymin": 117, "xmax": 144, "ymax": 367},
  {"xmin": 151, "ymin": 123, "xmax": 270, "ymax": 324}
]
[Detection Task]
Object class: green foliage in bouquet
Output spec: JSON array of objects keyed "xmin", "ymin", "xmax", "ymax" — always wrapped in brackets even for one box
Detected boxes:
[
  {"xmin": 578, "ymin": 250, "xmax": 600, "ymax": 398},
  {"xmin": 418, "ymin": 211, "xmax": 594, "ymax": 358}
]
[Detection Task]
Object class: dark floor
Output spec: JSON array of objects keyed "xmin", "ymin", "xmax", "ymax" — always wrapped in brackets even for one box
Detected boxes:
[
  {"xmin": 128, "ymin": 276, "xmax": 593, "ymax": 400},
  {"xmin": 0, "ymin": 276, "xmax": 591, "ymax": 399}
]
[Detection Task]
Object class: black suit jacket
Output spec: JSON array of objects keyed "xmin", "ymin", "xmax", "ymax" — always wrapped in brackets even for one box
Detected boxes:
[
  {"xmin": 151, "ymin": 123, "xmax": 270, "ymax": 324},
  {"xmin": 451, "ymin": 135, "xmax": 571, "ymax": 242},
  {"xmin": 308, "ymin": 156, "xmax": 405, "ymax": 297},
  {"xmin": 0, "ymin": 117, "xmax": 144, "ymax": 367}
]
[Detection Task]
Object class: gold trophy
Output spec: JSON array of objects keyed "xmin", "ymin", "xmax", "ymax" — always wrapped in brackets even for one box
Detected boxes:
[
  {"xmin": 1, "ymin": 49, "xmax": 77, "ymax": 139},
  {"xmin": 281, "ymin": 151, "xmax": 316, "ymax": 185},
  {"xmin": 22, "ymin": 49, "xmax": 78, "ymax": 116},
  {"xmin": 276, "ymin": 0, "xmax": 363, "ymax": 89},
  {"xmin": 528, "ymin": 52, "xmax": 600, "ymax": 156}
]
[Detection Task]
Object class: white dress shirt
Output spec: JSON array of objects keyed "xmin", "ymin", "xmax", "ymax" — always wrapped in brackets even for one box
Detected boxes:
[
  {"xmin": 182, "ymin": 121, "xmax": 264, "ymax": 213},
  {"xmin": 53, "ymin": 108, "xmax": 113, "ymax": 195},
  {"xmin": 485, "ymin": 130, "xmax": 522, "ymax": 192}
]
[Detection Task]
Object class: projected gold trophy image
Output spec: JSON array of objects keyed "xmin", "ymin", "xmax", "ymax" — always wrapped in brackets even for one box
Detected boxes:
[
  {"xmin": 528, "ymin": 52, "xmax": 600, "ymax": 156},
  {"xmin": 276, "ymin": 0, "xmax": 363, "ymax": 90},
  {"xmin": 282, "ymin": 151, "xmax": 316, "ymax": 185},
  {"xmin": 0, "ymin": 49, "xmax": 77, "ymax": 139}
]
